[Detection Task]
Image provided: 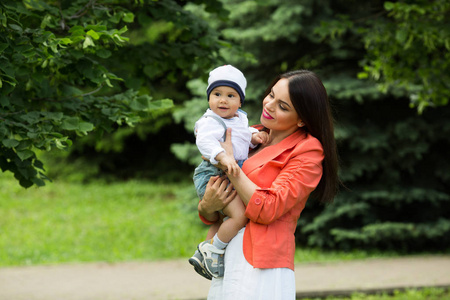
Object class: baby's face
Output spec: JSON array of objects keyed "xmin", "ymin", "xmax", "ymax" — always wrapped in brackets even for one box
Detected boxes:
[{"xmin": 209, "ymin": 86, "xmax": 241, "ymax": 119}]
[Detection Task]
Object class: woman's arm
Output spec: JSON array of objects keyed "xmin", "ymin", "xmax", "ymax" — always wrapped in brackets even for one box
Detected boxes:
[{"xmin": 218, "ymin": 128, "xmax": 259, "ymax": 206}]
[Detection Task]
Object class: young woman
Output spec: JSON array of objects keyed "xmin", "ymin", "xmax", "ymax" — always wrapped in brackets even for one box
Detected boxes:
[{"xmin": 197, "ymin": 70, "xmax": 339, "ymax": 299}]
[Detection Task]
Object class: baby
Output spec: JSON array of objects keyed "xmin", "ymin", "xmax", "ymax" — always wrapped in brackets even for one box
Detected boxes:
[{"xmin": 189, "ymin": 65, "xmax": 268, "ymax": 279}]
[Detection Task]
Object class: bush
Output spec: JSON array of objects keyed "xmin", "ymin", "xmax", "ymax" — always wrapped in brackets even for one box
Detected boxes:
[{"xmin": 297, "ymin": 96, "xmax": 450, "ymax": 252}]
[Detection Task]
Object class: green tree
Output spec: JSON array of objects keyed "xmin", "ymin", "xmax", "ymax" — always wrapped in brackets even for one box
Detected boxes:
[
  {"xmin": 316, "ymin": 0, "xmax": 450, "ymax": 113},
  {"xmin": 0, "ymin": 0, "xmax": 225, "ymax": 187},
  {"xmin": 173, "ymin": 0, "xmax": 450, "ymax": 252}
]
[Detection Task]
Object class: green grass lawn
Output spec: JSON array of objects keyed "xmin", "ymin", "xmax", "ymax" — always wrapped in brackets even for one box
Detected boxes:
[
  {"xmin": 2, "ymin": 173, "xmax": 449, "ymax": 299},
  {"xmin": 0, "ymin": 172, "xmax": 434, "ymax": 267},
  {"xmin": 301, "ymin": 288, "xmax": 450, "ymax": 300},
  {"xmin": 0, "ymin": 172, "xmax": 207, "ymax": 266}
]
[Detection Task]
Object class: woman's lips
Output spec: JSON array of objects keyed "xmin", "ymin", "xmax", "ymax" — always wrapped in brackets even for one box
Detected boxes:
[{"xmin": 262, "ymin": 109, "xmax": 274, "ymax": 119}]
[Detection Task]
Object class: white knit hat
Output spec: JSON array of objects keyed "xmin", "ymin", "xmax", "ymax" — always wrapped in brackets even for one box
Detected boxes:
[{"xmin": 206, "ymin": 65, "xmax": 247, "ymax": 104}]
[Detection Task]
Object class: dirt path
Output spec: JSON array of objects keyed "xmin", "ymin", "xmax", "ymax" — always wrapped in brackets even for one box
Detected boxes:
[{"xmin": 1, "ymin": 256, "xmax": 449, "ymax": 300}]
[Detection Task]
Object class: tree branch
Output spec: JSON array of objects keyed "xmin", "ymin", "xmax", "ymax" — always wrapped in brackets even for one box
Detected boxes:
[
  {"xmin": 67, "ymin": 0, "xmax": 97, "ymax": 20},
  {"xmin": 31, "ymin": 84, "xmax": 104, "ymax": 102},
  {"xmin": 59, "ymin": 0, "xmax": 97, "ymax": 30}
]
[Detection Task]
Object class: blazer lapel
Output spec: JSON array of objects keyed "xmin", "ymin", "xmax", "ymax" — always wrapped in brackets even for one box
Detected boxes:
[{"xmin": 243, "ymin": 129, "xmax": 306, "ymax": 174}]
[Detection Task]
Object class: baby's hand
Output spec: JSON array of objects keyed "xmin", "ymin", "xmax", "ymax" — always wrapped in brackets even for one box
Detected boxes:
[
  {"xmin": 215, "ymin": 152, "xmax": 241, "ymax": 176},
  {"xmin": 251, "ymin": 131, "xmax": 270, "ymax": 145},
  {"xmin": 223, "ymin": 158, "xmax": 241, "ymax": 177}
]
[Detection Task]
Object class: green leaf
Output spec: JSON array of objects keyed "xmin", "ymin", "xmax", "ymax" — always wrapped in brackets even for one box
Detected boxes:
[
  {"xmin": 96, "ymin": 49, "xmax": 112, "ymax": 58},
  {"xmin": 123, "ymin": 12, "xmax": 135, "ymax": 23},
  {"xmin": 395, "ymin": 29, "xmax": 408, "ymax": 44},
  {"xmin": 86, "ymin": 25, "xmax": 107, "ymax": 31},
  {"xmin": 357, "ymin": 72, "xmax": 369, "ymax": 79},
  {"xmin": 0, "ymin": 124, "xmax": 7, "ymax": 138},
  {"xmin": 130, "ymin": 96, "xmax": 150, "ymax": 111},
  {"xmin": 31, "ymin": 177, "xmax": 46, "ymax": 186},
  {"xmin": 17, "ymin": 139, "xmax": 32, "ymax": 150},
  {"xmin": 384, "ymin": 2, "xmax": 395, "ymax": 11},
  {"xmin": 2, "ymin": 139, "xmax": 20, "ymax": 148},
  {"xmin": 0, "ymin": 13, "xmax": 7, "ymax": 27},
  {"xmin": 69, "ymin": 28, "xmax": 85, "ymax": 37},
  {"xmin": 55, "ymin": 137, "xmax": 72, "ymax": 149},
  {"xmin": 0, "ymin": 43, "xmax": 8, "ymax": 53},
  {"xmin": 83, "ymin": 36, "xmax": 95, "ymax": 48},
  {"xmin": 69, "ymin": 25, "xmax": 84, "ymax": 33},
  {"xmin": 87, "ymin": 30, "xmax": 100, "ymax": 40},
  {"xmin": 42, "ymin": 112, "xmax": 64, "ymax": 121},
  {"xmin": 78, "ymin": 122, "xmax": 94, "ymax": 132},
  {"xmin": 17, "ymin": 149, "xmax": 34, "ymax": 160},
  {"xmin": 148, "ymin": 99, "xmax": 174, "ymax": 110},
  {"xmin": 21, "ymin": 111, "xmax": 41, "ymax": 124},
  {"xmin": 49, "ymin": 132, "xmax": 64, "ymax": 138},
  {"xmin": 117, "ymin": 26, "xmax": 128, "ymax": 35},
  {"xmin": 59, "ymin": 38, "xmax": 72, "ymax": 45},
  {"xmin": 9, "ymin": 23, "xmax": 23, "ymax": 33},
  {"xmin": 61, "ymin": 117, "xmax": 79, "ymax": 130}
]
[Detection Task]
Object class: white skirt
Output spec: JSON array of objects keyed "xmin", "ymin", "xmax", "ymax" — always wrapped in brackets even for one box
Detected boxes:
[{"xmin": 207, "ymin": 227, "xmax": 296, "ymax": 300}]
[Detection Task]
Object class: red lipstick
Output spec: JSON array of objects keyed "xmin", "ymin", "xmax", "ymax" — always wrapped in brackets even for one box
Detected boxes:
[{"xmin": 262, "ymin": 109, "xmax": 274, "ymax": 119}]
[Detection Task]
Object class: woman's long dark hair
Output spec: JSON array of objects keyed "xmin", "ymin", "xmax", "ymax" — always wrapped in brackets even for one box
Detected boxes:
[{"xmin": 264, "ymin": 70, "xmax": 339, "ymax": 204}]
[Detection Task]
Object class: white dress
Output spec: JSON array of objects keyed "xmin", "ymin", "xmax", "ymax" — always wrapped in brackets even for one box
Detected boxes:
[{"xmin": 207, "ymin": 228, "xmax": 296, "ymax": 300}]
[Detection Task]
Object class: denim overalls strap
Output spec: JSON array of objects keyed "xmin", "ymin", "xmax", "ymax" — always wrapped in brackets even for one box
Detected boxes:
[{"xmin": 203, "ymin": 115, "xmax": 227, "ymax": 141}]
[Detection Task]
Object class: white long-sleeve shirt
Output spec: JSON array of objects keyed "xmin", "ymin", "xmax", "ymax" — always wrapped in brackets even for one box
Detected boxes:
[{"xmin": 194, "ymin": 109, "xmax": 258, "ymax": 165}]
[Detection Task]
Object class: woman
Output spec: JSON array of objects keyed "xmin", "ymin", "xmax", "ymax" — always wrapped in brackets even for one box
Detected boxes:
[{"xmin": 198, "ymin": 70, "xmax": 339, "ymax": 299}]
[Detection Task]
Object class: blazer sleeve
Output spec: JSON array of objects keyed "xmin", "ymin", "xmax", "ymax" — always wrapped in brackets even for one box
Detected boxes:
[
  {"xmin": 198, "ymin": 212, "xmax": 216, "ymax": 225},
  {"xmin": 245, "ymin": 141, "xmax": 324, "ymax": 225}
]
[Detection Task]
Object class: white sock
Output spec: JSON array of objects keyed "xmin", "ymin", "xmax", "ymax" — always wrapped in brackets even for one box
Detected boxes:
[{"xmin": 212, "ymin": 233, "xmax": 228, "ymax": 251}]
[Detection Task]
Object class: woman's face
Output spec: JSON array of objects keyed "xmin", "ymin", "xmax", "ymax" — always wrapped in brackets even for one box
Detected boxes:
[{"xmin": 261, "ymin": 78, "xmax": 302, "ymax": 133}]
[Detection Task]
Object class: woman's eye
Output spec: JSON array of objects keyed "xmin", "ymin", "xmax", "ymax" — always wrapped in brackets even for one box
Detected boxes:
[{"xmin": 279, "ymin": 104, "xmax": 287, "ymax": 111}]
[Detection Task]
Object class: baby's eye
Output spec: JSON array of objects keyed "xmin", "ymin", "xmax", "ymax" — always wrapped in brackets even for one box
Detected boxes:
[
  {"xmin": 214, "ymin": 92, "xmax": 221, "ymax": 97},
  {"xmin": 227, "ymin": 94, "xmax": 235, "ymax": 98}
]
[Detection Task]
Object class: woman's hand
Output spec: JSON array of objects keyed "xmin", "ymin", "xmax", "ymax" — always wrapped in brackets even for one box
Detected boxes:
[
  {"xmin": 215, "ymin": 128, "xmax": 239, "ymax": 174},
  {"xmin": 220, "ymin": 128, "xmax": 234, "ymax": 158},
  {"xmin": 198, "ymin": 175, "xmax": 236, "ymax": 221}
]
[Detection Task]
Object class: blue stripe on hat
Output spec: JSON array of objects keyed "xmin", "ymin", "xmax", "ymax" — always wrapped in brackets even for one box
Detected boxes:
[{"xmin": 206, "ymin": 80, "xmax": 245, "ymax": 104}]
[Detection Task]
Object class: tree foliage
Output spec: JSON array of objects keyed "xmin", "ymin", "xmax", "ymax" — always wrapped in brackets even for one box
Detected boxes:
[
  {"xmin": 316, "ymin": 0, "xmax": 450, "ymax": 113},
  {"xmin": 173, "ymin": 0, "xmax": 450, "ymax": 252},
  {"xmin": 4, "ymin": 0, "xmax": 448, "ymax": 252},
  {"xmin": 0, "ymin": 0, "xmax": 225, "ymax": 187}
]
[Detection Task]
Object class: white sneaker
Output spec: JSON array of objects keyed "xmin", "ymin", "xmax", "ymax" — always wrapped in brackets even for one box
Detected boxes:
[
  {"xmin": 198, "ymin": 240, "xmax": 225, "ymax": 278},
  {"xmin": 188, "ymin": 250, "xmax": 212, "ymax": 280}
]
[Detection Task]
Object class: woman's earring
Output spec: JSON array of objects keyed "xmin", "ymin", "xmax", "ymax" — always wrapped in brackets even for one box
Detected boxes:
[{"xmin": 298, "ymin": 122, "xmax": 304, "ymax": 127}]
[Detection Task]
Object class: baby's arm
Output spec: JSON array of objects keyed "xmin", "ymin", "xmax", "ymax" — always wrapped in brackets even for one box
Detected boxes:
[
  {"xmin": 215, "ymin": 152, "xmax": 240, "ymax": 176},
  {"xmin": 251, "ymin": 131, "xmax": 270, "ymax": 145}
]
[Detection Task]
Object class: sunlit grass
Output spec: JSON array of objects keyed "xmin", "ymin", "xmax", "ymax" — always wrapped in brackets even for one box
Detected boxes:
[
  {"xmin": 294, "ymin": 245, "xmax": 401, "ymax": 264},
  {"xmin": 300, "ymin": 287, "xmax": 450, "ymax": 300},
  {"xmin": 0, "ymin": 172, "xmax": 418, "ymax": 267},
  {"xmin": 0, "ymin": 172, "xmax": 206, "ymax": 266}
]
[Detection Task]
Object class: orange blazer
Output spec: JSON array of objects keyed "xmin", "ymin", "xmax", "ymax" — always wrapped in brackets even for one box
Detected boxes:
[
  {"xmin": 242, "ymin": 129, "xmax": 323, "ymax": 271},
  {"xmin": 199, "ymin": 128, "xmax": 323, "ymax": 271}
]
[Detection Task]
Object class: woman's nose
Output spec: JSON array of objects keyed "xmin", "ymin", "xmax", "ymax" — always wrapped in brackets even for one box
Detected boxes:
[{"xmin": 265, "ymin": 98, "xmax": 275, "ymax": 111}]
